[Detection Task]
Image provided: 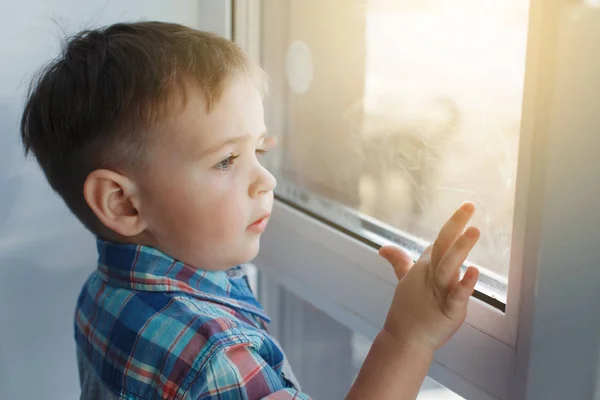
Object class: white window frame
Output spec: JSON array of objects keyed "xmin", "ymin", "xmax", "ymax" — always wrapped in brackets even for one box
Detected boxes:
[{"xmin": 234, "ymin": 0, "xmax": 600, "ymax": 399}]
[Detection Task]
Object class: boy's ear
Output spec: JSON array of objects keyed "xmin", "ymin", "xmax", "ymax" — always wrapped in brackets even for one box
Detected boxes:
[{"xmin": 83, "ymin": 169, "xmax": 147, "ymax": 237}]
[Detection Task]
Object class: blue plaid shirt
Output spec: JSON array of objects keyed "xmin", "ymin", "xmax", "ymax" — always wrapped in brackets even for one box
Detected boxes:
[{"xmin": 75, "ymin": 239, "xmax": 310, "ymax": 399}]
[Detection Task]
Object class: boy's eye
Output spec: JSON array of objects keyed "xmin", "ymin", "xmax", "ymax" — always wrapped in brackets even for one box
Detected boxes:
[
  {"xmin": 256, "ymin": 148, "xmax": 268, "ymax": 156},
  {"xmin": 215, "ymin": 155, "xmax": 238, "ymax": 171}
]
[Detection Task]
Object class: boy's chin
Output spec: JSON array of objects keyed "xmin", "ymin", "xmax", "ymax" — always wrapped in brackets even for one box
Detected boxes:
[
  {"xmin": 228, "ymin": 238, "xmax": 261, "ymax": 267},
  {"xmin": 244, "ymin": 239, "xmax": 261, "ymax": 263}
]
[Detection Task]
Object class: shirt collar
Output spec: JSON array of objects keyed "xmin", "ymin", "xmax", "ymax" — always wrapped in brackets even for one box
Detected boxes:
[{"xmin": 95, "ymin": 238, "xmax": 270, "ymax": 322}]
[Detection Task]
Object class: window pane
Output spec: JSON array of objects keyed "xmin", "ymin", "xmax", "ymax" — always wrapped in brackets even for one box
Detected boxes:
[{"xmin": 261, "ymin": 0, "xmax": 529, "ymax": 280}]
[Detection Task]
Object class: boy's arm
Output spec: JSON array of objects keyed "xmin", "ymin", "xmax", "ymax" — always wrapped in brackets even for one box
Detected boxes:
[
  {"xmin": 347, "ymin": 203, "xmax": 480, "ymax": 400},
  {"xmin": 347, "ymin": 330, "xmax": 433, "ymax": 400}
]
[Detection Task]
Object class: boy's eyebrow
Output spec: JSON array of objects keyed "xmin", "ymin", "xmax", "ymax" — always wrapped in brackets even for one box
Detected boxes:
[{"xmin": 201, "ymin": 132, "xmax": 268, "ymax": 157}]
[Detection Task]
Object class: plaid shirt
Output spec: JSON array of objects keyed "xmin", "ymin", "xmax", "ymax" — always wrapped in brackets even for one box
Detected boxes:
[{"xmin": 75, "ymin": 239, "xmax": 311, "ymax": 400}]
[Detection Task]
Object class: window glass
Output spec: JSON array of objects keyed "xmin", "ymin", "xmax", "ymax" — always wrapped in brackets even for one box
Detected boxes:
[{"xmin": 260, "ymin": 0, "xmax": 530, "ymax": 283}]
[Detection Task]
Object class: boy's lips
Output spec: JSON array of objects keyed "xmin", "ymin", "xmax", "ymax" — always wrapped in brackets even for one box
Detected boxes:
[{"xmin": 248, "ymin": 213, "xmax": 271, "ymax": 233}]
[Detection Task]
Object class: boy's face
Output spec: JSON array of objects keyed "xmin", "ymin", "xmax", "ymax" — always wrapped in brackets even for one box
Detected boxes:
[{"xmin": 135, "ymin": 75, "xmax": 276, "ymax": 270}]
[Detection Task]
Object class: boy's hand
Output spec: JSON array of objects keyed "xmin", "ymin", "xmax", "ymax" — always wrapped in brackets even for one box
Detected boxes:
[{"xmin": 379, "ymin": 202, "xmax": 480, "ymax": 351}]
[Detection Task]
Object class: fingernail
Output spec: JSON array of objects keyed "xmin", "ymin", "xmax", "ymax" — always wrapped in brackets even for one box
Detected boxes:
[
  {"xmin": 465, "ymin": 267, "xmax": 478, "ymax": 281},
  {"xmin": 465, "ymin": 271, "xmax": 475, "ymax": 283},
  {"xmin": 461, "ymin": 202, "xmax": 475, "ymax": 212},
  {"xmin": 465, "ymin": 227, "xmax": 479, "ymax": 239}
]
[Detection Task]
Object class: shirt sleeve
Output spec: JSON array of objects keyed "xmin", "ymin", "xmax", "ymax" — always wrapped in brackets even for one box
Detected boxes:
[{"xmin": 188, "ymin": 343, "xmax": 312, "ymax": 400}]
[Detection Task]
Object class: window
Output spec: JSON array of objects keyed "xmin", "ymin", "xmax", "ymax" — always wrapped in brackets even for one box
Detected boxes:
[
  {"xmin": 235, "ymin": 0, "xmax": 600, "ymax": 399},
  {"xmin": 258, "ymin": 0, "xmax": 530, "ymax": 306}
]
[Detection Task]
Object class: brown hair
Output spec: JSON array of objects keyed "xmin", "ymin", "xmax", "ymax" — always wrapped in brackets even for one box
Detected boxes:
[{"xmin": 20, "ymin": 21, "xmax": 267, "ymax": 234}]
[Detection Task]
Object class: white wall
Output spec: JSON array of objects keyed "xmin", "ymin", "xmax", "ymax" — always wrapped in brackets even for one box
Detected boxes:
[{"xmin": 0, "ymin": 1, "xmax": 229, "ymax": 399}]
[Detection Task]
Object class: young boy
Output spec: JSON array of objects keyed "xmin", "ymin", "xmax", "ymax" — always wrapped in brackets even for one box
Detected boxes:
[{"xmin": 21, "ymin": 22, "xmax": 480, "ymax": 399}]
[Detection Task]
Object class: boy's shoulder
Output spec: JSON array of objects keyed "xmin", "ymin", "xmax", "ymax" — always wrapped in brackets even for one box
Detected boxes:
[{"xmin": 75, "ymin": 270, "xmax": 281, "ymax": 399}]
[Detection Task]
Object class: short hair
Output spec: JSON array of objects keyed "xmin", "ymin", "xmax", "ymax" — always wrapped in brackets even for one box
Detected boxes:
[{"xmin": 20, "ymin": 21, "xmax": 267, "ymax": 234}]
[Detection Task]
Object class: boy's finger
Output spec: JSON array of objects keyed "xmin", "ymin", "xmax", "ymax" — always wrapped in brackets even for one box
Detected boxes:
[
  {"xmin": 379, "ymin": 245, "xmax": 414, "ymax": 280},
  {"xmin": 436, "ymin": 227, "xmax": 480, "ymax": 289},
  {"xmin": 444, "ymin": 266, "xmax": 479, "ymax": 319},
  {"xmin": 431, "ymin": 202, "xmax": 475, "ymax": 270},
  {"xmin": 421, "ymin": 244, "xmax": 434, "ymax": 258}
]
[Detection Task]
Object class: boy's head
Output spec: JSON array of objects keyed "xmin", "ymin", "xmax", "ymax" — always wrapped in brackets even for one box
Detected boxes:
[{"xmin": 21, "ymin": 21, "xmax": 276, "ymax": 270}]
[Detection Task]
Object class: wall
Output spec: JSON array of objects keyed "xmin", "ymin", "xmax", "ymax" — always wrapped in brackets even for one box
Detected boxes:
[{"xmin": 0, "ymin": 1, "xmax": 228, "ymax": 398}]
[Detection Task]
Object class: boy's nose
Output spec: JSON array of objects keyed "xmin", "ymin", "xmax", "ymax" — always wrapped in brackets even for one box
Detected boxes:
[{"xmin": 249, "ymin": 165, "xmax": 277, "ymax": 198}]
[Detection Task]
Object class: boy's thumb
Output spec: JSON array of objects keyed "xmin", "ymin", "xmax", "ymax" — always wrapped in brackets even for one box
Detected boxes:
[{"xmin": 379, "ymin": 245, "xmax": 414, "ymax": 280}]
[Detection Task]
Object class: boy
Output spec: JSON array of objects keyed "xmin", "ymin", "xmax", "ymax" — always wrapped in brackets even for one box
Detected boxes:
[{"xmin": 21, "ymin": 22, "xmax": 480, "ymax": 399}]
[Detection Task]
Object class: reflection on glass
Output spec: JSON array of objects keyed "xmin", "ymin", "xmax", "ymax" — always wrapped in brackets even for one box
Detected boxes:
[{"xmin": 262, "ymin": 0, "xmax": 530, "ymax": 278}]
